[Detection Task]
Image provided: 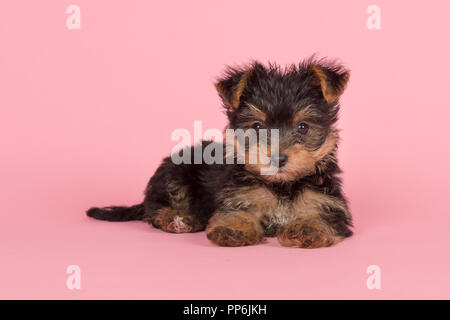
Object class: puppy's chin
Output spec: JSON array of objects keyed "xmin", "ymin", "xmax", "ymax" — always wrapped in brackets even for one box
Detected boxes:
[
  {"xmin": 262, "ymin": 172, "xmax": 293, "ymax": 183},
  {"xmin": 245, "ymin": 164, "xmax": 307, "ymax": 183}
]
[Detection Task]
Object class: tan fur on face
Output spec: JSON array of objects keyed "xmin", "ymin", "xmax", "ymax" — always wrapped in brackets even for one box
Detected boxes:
[
  {"xmin": 278, "ymin": 130, "xmax": 337, "ymax": 180},
  {"xmin": 292, "ymin": 105, "xmax": 323, "ymax": 124},
  {"xmin": 245, "ymin": 129, "xmax": 338, "ymax": 182},
  {"xmin": 224, "ymin": 127, "xmax": 272, "ymax": 167},
  {"xmin": 241, "ymin": 102, "xmax": 267, "ymax": 126},
  {"xmin": 223, "ymin": 102, "xmax": 337, "ymax": 181}
]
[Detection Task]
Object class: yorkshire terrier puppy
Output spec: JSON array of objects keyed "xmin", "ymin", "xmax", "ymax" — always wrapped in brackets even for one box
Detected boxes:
[{"xmin": 87, "ymin": 57, "xmax": 353, "ymax": 248}]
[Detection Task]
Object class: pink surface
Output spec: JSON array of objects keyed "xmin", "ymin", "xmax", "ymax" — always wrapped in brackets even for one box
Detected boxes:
[{"xmin": 1, "ymin": 0, "xmax": 450, "ymax": 299}]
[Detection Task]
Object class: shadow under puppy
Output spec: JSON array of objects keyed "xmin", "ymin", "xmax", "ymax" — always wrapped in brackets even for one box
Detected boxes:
[{"xmin": 87, "ymin": 57, "xmax": 353, "ymax": 248}]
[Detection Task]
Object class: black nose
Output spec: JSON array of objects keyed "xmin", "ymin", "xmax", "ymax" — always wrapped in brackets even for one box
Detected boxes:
[{"xmin": 271, "ymin": 153, "xmax": 288, "ymax": 167}]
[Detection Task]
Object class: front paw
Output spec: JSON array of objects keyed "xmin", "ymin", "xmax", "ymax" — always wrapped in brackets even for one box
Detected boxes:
[
  {"xmin": 277, "ymin": 218, "xmax": 340, "ymax": 248},
  {"xmin": 206, "ymin": 213, "xmax": 264, "ymax": 247}
]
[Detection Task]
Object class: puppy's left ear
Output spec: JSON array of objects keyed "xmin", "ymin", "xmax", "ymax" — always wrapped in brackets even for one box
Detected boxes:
[
  {"xmin": 214, "ymin": 65, "xmax": 256, "ymax": 110},
  {"xmin": 308, "ymin": 60, "xmax": 350, "ymax": 104}
]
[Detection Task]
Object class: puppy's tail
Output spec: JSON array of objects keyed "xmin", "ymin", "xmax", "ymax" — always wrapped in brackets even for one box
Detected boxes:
[{"xmin": 86, "ymin": 203, "xmax": 145, "ymax": 222}]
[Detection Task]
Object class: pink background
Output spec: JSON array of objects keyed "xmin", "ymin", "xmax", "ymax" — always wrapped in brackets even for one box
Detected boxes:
[{"xmin": 1, "ymin": 0, "xmax": 450, "ymax": 299}]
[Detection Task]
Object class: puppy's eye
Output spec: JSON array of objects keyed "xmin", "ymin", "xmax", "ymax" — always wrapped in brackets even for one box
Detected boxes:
[
  {"xmin": 297, "ymin": 122, "xmax": 309, "ymax": 134},
  {"xmin": 251, "ymin": 122, "xmax": 263, "ymax": 130}
]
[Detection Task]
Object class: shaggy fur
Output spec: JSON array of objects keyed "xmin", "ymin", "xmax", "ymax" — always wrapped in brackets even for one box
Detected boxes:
[{"xmin": 87, "ymin": 57, "xmax": 353, "ymax": 248}]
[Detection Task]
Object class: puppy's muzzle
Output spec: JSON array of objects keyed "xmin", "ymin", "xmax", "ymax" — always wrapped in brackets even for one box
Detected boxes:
[{"xmin": 270, "ymin": 153, "xmax": 288, "ymax": 168}]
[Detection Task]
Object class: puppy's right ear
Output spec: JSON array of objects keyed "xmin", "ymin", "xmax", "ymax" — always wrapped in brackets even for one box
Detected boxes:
[
  {"xmin": 307, "ymin": 59, "xmax": 350, "ymax": 105},
  {"xmin": 214, "ymin": 65, "xmax": 255, "ymax": 110}
]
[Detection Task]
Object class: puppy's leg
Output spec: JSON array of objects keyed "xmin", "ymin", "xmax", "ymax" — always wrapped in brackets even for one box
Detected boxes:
[
  {"xmin": 149, "ymin": 207, "xmax": 205, "ymax": 233},
  {"xmin": 144, "ymin": 178, "xmax": 207, "ymax": 233},
  {"xmin": 277, "ymin": 216, "xmax": 340, "ymax": 248},
  {"xmin": 277, "ymin": 189, "xmax": 352, "ymax": 248},
  {"xmin": 206, "ymin": 210, "xmax": 265, "ymax": 246},
  {"xmin": 205, "ymin": 185, "xmax": 276, "ymax": 246}
]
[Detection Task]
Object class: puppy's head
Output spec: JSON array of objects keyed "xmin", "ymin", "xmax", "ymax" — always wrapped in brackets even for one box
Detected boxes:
[{"xmin": 215, "ymin": 57, "xmax": 349, "ymax": 182}]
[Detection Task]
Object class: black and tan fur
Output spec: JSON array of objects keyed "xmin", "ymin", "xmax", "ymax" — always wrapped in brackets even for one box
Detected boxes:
[{"xmin": 87, "ymin": 57, "xmax": 353, "ymax": 248}]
